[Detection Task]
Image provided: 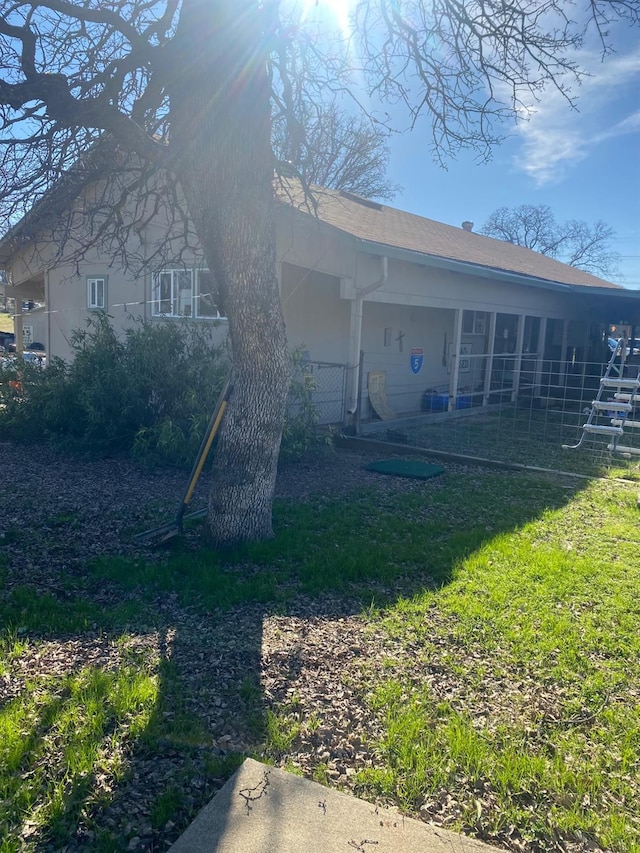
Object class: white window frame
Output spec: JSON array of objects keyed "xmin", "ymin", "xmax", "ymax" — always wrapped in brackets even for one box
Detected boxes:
[
  {"xmin": 151, "ymin": 267, "xmax": 225, "ymax": 320},
  {"xmin": 87, "ymin": 276, "xmax": 107, "ymax": 310},
  {"xmin": 152, "ymin": 269, "xmax": 194, "ymax": 318}
]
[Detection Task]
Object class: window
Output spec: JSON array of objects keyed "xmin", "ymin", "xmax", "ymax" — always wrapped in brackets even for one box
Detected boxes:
[
  {"xmin": 473, "ymin": 313, "xmax": 487, "ymax": 335},
  {"xmin": 195, "ymin": 269, "xmax": 224, "ymax": 319},
  {"xmin": 152, "ymin": 269, "xmax": 193, "ymax": 317},
  {"xmin": 87, "ymin": 276, "xmax": 107, "ymax": 310},
  {"xmin": 462, "ymin": 310, "xmax": 487, "ymax": 335},
  {"xmin": 152, "ymin": 267, "xmax": 225, "ymax": 319}
]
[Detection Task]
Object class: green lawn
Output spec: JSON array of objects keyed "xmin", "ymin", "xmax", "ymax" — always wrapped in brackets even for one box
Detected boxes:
[
  {"xmin": 1, "ymin": 466, "xmax": 639, "ymax": 851},
  {"xmin": 0, "ymin": 312, "xmax": 13, "ymax": 334},
  {"xmin": 356, "ymin": 486, "xmax": 640, "ymax": 851}
]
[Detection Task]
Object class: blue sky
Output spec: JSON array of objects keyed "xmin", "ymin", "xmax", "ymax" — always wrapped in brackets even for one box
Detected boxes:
[
  {"xmin": 381, "ymin": 28, "xmax": 640, "ymax": 290},
  {"xmin": 295, "ymin": 2, "xmax": 639, "ymax": 290}
]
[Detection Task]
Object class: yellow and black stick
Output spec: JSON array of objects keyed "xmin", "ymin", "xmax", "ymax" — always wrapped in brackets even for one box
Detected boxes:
[{"xmin": 136, "ymin": 378, "xmax": 233, "ymax": 544}]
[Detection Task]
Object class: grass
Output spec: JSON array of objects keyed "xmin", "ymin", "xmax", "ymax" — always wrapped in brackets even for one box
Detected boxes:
[
  {"xmin": 378, "ymin": 403, "xmax": 640, "ymax": 481},
  {"xmin": 354, "ymin": 482, "xmax": 640, "ymax": 851},
  {"xmin": 2, "ymin": 465, "xmax": 639, "ymax": 851},
  {"xmin": 97, "ymin": 472, "xmax": 556, "ymax": 610},
  {"xmin": 0, "ymin": 656, "xmax": 159, "ymax": 851},
  {"xmin": 0, "ymin": 311, "xmax": 13, "ymax": 334},
  {"xmin": 0, "ymin": 584, "xmax": 143, "ymax": 637}
]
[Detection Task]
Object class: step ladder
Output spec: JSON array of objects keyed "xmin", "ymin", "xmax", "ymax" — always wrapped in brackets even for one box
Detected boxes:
[{"xmin": 563, "ymin": 338, "xmax": 640, "ymax": 456}]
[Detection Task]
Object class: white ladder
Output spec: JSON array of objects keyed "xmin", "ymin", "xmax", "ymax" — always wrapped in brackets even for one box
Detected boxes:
[{"xmin": 563, "ymin": 338, "xmax": 640, "ymax": 455}]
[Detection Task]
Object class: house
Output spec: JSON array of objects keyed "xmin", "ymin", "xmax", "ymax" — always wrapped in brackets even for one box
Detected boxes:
[{"xmin": 2, "ymin": 180, "xmax": 639, "ymax": 426}]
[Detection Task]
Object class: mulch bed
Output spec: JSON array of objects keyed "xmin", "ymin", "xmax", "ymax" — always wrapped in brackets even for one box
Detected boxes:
[{"xmin": 2, "ymin": 441, "xmax": 474, "ymax": 852}]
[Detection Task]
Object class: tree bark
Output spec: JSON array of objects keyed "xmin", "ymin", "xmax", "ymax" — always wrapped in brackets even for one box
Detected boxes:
[{"xmin": 168, "ymin": 0, "xmax": 289, "ymax": 546}]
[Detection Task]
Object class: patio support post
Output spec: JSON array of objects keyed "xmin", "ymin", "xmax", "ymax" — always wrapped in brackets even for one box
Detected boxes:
[
  {"xmin": 534, "ymin": 317, "xmax": 547, "ymax": 397},
  {"xmin": 45, "ymin": 270, "xmax": 51, "ymax": 358},
  {"xmin": 449, "ymin": 308, "xmax": 464, "ymax": 410},
  {"xmin": 559, "ymin": 319, "xmax": 569, "ymax": 379},
  {"xmin": 580, "ymin": 324, "xmax": 591, "ymax": 384},
  {"xmin": 14, "ymin": 297, "xmax": 23, "ymax": 354},
  {"xmin": 511, "ymin": 313, "xmax": 526, "ymax": 402},
  {"xmin": 483, "ymin": 311, "xmax": 497, "ymax": 406},
  {"xmin": 346, "ymin": 257, "xmax": 388, "ymax": 420}
]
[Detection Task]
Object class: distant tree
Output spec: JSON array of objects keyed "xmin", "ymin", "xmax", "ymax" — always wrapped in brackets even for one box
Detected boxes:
[
  {"xmin": 480, "ymin": 205, "xmax": 620, "ymax": 278},
  {"xmin": 272, "ymin": 101, "xmax": 400, "ymax": 201}
]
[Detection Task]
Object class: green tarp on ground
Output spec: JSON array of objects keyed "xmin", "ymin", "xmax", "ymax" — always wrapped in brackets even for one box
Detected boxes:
[{"xmin": 364, "ymin": 459, "xmax": 445, "ymax": 480}]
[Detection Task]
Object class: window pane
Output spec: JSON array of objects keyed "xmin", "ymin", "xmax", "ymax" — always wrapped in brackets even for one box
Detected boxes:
[
  {"xmin": 196, "ymin": 270, "xmax": 222, "ymax": 318},
  {"xmin": 523, "ymin": 316, "xmax": 541, "ymax": 353},
  {"xmin": 177, "ymin": 269, "xmax": 193, "ymax": 317},
  {"xmin": 154, "ymin": 272, "xmax": 173, "ymax": 315},
  {"xmin": 473, "ymin": 312, "xmax": 486, "ymax": 335}
]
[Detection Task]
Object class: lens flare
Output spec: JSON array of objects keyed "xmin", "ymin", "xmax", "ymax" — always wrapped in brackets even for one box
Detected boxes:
[{"xmin": 300, "ymin": 0, "xmax": 352, "ymax": 37}]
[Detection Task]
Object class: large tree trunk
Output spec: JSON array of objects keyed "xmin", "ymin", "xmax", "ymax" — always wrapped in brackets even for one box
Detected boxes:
[{"xmin": 169, "ymin": 0, "xmax": 289, "ymax": 546}]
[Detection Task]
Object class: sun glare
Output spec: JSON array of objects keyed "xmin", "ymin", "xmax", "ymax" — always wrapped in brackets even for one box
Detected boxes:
[{"xmin": 300, "ymin": 0, "xmax": 352, "ymax": 38}]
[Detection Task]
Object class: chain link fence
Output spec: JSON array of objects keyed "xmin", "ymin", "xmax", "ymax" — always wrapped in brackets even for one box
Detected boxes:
[{"xmin": 305, "ymin": 360, "xmax": 348, "ymax": 425}]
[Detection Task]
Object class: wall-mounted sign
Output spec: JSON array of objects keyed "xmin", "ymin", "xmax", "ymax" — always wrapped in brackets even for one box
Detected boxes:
[{"xmin": 410, "ymin": 347, "xmax": 424, "ymax": 375}]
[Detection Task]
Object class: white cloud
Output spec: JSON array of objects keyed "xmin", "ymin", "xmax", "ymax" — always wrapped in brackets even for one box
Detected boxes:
[
  {"xmin": 513, "ymin": 47, "xmax": 640, "ymax": 186},
  {"xmin": 595, "ymin": 109, "xmax": 640, "ymax": 140}
]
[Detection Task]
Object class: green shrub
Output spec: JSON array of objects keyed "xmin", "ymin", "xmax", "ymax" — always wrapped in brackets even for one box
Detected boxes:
[
  {"xmin": 0, "ymin": 315, "xmax": 320, "ymax": 465},
  {"xmin": 0, "ymin": 314, "xmax": 227, "ymax": 464},
  {"xmin": 280, "ymin": 347, "xmax": 319, "ymax": 461}
]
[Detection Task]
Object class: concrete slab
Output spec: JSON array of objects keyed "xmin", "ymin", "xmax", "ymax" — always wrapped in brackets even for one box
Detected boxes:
[{"xmin": 169, "ymin": 758, "xmax": 497, "ymax": 853}]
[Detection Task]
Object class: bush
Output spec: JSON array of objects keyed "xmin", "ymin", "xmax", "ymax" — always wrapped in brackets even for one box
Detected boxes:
[
  {"xmin": 0, "ymin": 314, "xmax": 320, "ymax": 466},
  {"xmin": 281, "ymin": 347, "xmax": 319, "ymax": 462},
  {"xmin": 0, "ymin": 314, "xmax": 227, "ymax": 464}
]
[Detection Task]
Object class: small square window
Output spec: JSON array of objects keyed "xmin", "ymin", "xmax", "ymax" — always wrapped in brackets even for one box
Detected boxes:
[{"xmin": 87, "ymin": 277, "xmax": 107, "ymax": 310}]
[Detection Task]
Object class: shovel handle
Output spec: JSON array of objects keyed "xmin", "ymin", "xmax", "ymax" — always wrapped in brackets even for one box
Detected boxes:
[{"xmin": 177, "ymin": 379, "xmax": 233, "ymax": 520}]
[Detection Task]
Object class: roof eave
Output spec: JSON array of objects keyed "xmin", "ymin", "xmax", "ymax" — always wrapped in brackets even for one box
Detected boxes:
[{"xmin": 354, "ymin": 237, "xmax": 627, "ymax": 295}]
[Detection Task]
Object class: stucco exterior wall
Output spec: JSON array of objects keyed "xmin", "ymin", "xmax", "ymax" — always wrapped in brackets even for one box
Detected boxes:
[
  {"xmin": 42, "ymin": 253, "xmax": 228, "ymax": 363},
  {"xmin": 280, "ymin": 263, "xmax": 350, "ymax": 363},
  {"xmin": 44, "ymin": 261, "xmax": 145, "ymax": 362},
  {"xmin": 277, "ymin": 207, "xmax": 357, "ymax": 283},
  {"xmin": 360, "ymin": 303, "xmax": 453, "ymax": 414},
  {"xmin": 363, "ymin": 257, "xmax": 583, "ymax": 320}
]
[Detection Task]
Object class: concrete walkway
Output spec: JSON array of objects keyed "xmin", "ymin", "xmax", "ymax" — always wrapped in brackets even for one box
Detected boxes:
[{"xmin": 169, "ymin": 758, "xmax": 498, "ymax": 853}]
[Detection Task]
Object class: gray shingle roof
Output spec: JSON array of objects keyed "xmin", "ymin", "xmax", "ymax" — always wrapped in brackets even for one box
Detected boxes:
[{"xmin": 280, "ymin": 183, "xmax": 622, "ymax": 291}]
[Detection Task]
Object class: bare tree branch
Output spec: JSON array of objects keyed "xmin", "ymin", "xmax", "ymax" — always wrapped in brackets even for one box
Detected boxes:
[
  {"xmin": 481, "ymin": 204, "xmax": 620, "ymax": 277},
  {"xmin": 273, "ymin": 100, "xmax": 401, "ymax": 200}
]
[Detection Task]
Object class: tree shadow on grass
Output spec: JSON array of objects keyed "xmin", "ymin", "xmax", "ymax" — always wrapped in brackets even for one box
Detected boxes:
[{"xmin": 1, "ymin": 462, "xmax": 593, "ymax": 851}]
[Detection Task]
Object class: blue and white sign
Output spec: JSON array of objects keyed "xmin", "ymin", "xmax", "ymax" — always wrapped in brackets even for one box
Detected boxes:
[{"xmin": 410, "ymin": 347, "xmax": 424, "ymax": 375}]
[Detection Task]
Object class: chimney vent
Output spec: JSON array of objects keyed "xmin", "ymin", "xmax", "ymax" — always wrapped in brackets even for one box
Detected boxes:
[{"xmin": 461, "ymin": 221, "xmax": 474, "ymax": 232}]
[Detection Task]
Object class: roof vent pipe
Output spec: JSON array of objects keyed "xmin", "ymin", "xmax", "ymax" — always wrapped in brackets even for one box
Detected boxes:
[{"xmin": 461, "ymin": 221, "xmax": 474, "ymax": 232}]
